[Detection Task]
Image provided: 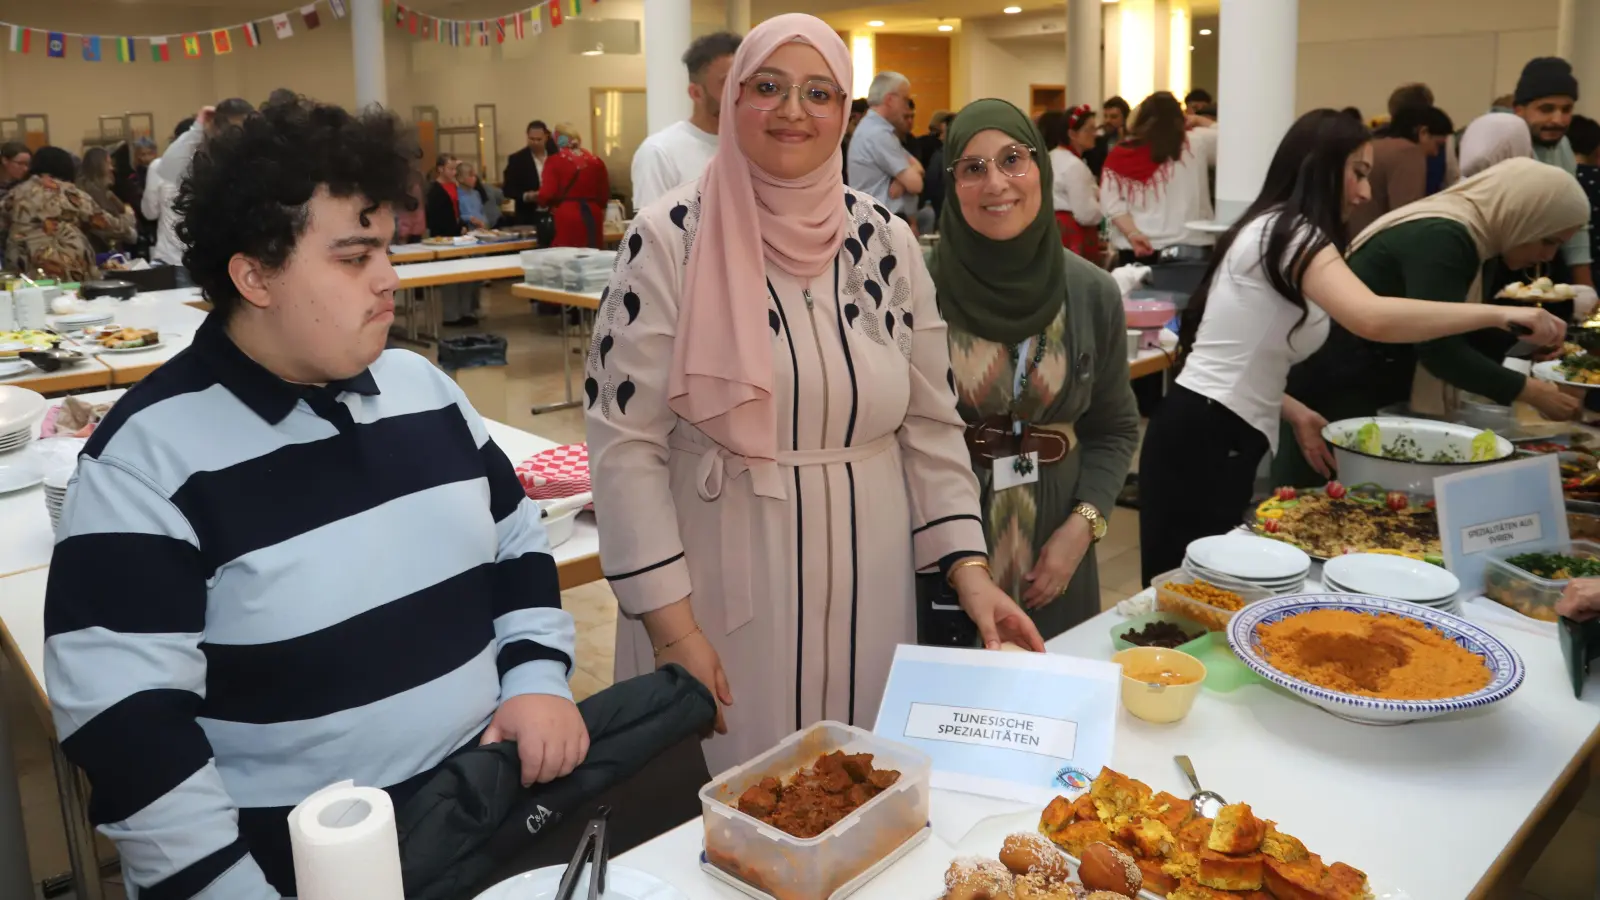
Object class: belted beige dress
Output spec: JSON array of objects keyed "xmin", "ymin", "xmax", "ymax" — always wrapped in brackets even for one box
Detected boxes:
[{"xmin": 585, "ymin": 183, "xmax": 988, "ymax": 774}]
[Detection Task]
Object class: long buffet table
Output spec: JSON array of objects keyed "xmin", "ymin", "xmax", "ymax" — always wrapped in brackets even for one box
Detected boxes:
[
  {"xmin": 0, "ymin": 388, "xmax": 602, "ymax": 899},
  {"xmin": 609, "ymin": 590, "xmax": 1599, "ymax": 900}
]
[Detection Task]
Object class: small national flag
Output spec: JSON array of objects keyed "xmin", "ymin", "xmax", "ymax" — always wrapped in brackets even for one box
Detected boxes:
[
  {"xmin": 479, "ymin": 21, "xmax": 490, "ymax": 45},
  {"xmin": 532, "ymin": 6, "xmax": 544, "ymax": 34},
  {"xmin": 395, "ymin": 4, "xmax": 407, "ymax": 28},
  {"xmin": 182, "ymin": 33, "xmax": 201, "ymax": 57},
  {"xmin": 272, "ymin": 15, "xmax": 294, "ymax": 39},
  {"xmin": 115, "ymin": 37, "xmax": 134, "ymax": 62},
  {"xmin": 301, "ymin": 5, "xmax": 321, "ymax": 29},
  {"xmin": 512, "ymin": 12, "xmax": 525, "ymax": 39},
  {"xmin": 568, "ymin": 0, "xmax": 581, "ymax": 17},
  {"xmin": 47, "ymin": 32, "xmax": 65, "ymax": 58},
  {"xmin": 7, "ymin": 26, "xmax": 29, "ymax": 53},
  {"xmin": 329, "ymin": 0, "xmax": 349, "ymax": 20},
  {"xmin": 151, "ymin": 36, "xmax": 171, "ymax": 61},
  {"xmin": 212, "ymin": 28, "xmax": 233, "ymax": 54},
  {"xmin": 420, "ymin": 17, "xmax": 432, "ymax": 40},
  {"xmin": 495, "ymin": 18, "xmax": 506, "ymax": 43},
  {"xmin": 549, "ymin": 0, "xmax": 563, "ymax": 27},
  {"xmin": 243, "ymin": 22, "xmax": 262, "ymax": 48},
  {"xmin": 82, "ymin": 36, "xmax": 102, "ymax": 62}
]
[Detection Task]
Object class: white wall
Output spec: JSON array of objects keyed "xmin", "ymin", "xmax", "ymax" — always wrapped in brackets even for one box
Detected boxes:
[{"xmin": 953, "ymin": 21, "xmax": 1067, "ymax": 111}]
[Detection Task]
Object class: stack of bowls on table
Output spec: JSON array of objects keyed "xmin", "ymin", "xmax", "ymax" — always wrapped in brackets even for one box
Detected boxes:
[
  {"xmin": 0, "ymin": 386, "xmax": 45, "ymax": 455},
  {"xmin": 34, "ymin": 436, "xmax": 87, "ymax": 533},
  {"xmin": 1321, "ymin": 552, "xmax": 1462, "ymax": 612},
  {"xmin": 1184, "ymin": 533, "xmax": 1311, "ymax": 595}
]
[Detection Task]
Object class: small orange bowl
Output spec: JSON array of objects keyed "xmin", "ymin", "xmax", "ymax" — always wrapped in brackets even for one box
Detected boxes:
[{"xmin": 1112, "ymin": 646, "xmax": 1207, "ymax": 724}]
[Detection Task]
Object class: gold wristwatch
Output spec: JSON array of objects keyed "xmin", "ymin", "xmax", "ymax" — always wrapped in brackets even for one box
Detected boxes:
[{"xmin": 1073, "ymin": 502, "xmax": 1107, "ymax": 543}]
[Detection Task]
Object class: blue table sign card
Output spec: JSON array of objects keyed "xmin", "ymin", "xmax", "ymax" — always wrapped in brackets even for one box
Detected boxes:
[
  {"xmin": 873, "ymin": 645, "xmax": 1120, "ymax": 805},
  {"xmin": 1434, "ymin": 454, "xmax": 1567, "ymax": 597}
]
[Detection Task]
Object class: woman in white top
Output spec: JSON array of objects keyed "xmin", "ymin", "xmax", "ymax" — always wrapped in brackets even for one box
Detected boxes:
[
  {"xmin": 1039, "ymin": 105, "xmax": 1102, "ymax": 260},
  {"xmin": 1100, "ymin": 92, "xmax": 1218, "ymax": 261},
  {"xmin": 1136, "ymin": 109, "xmax": 1565, "ymax": 583}
]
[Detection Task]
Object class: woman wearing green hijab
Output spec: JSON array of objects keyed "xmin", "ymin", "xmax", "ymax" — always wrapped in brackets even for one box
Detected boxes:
[{"xmin": 931, "ymin": 99, "xmax": 1140, "ymax": 640}]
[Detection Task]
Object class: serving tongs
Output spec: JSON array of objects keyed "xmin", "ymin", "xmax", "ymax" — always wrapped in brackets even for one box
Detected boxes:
[{"xmin": 555, "ymin": 805, "xmax": 611, "ymax": 900}]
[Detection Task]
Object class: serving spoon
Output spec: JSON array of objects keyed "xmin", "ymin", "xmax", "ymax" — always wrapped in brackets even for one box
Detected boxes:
[{"xmin": 1175, "ymin": 755, "xmax": 1227, "ymax": 818}]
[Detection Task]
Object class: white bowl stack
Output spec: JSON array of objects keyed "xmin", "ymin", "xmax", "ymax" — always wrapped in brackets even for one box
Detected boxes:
[
  {"xmin": 0, "ymin": 386, "xmax": 46, "ymax": 455},
  {"xmin": 1184, "ymin": 533, "xmax": 1312, "ymax": 595},
  {"xmin": 32, "ymin": 436, "xmax": 88, "ymax": 534},
  {"xmin": 1321, "ymin": 552, "xmax": 1461, "ymax": 613}
]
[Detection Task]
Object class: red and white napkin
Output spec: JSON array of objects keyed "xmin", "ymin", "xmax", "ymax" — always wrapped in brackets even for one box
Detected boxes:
[{"xmin": 515, "ymin": 443, "xmax": 590, "ymax": 501}]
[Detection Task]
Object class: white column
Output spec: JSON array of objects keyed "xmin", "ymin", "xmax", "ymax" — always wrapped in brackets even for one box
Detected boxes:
[
  {"xmin": 1152, "ymin": 0, "xmax": 1171, "ymax": 100},
  {"xmin": 726, "ymin": 0, "xmax": 751, "ymax": 35},
  {"xmin": 645, "ymin": 0, "xmax": 693, "ymax": 135},
  {"xmin": 1214, "ymin": 0, "xmax": 1297, "ymax": 222},
  {"xmin": 1102, "ymin": 8, "xmax": 1122, "ymax": 101},
  {"xmin": 351, "ymin": 0, "xmax": 388, "ymax": 110},
  {"xmin": 1065, "ymin": 0, "xmax": 1102, "ymax": 109},
  {"xmin": 1559, "ymin": 0, "xmax": 1600, "ymax": 117}
]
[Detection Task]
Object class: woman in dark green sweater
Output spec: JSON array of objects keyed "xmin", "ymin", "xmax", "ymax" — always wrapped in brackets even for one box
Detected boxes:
[{"xmin": 1275, "ymin": 158, "xmax": 1589, "ymax": 486}]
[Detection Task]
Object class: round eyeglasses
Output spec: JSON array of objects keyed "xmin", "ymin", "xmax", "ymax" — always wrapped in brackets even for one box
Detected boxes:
[
  {"xmin": 740, "ymin": 78, "xmax": 849, "ymax": 117},
  {"xmin": 948, "ymin": 144, "xmax": 1037, "ymax": 188}
]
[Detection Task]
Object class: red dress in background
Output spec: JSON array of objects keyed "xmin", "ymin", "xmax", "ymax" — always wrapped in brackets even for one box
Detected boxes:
[{"xmin": 537, "ymin": 148, "xmax": 611, "ymax": 248}]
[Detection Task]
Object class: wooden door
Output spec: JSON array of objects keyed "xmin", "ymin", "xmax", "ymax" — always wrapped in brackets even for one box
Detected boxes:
[
  {"xmin": 1030, "ymin": 85, "xmax": 1067, "ymax": 121},
  {"xmin": 873, "ymin": 33, "xmax": 952, "ymax": 133}
]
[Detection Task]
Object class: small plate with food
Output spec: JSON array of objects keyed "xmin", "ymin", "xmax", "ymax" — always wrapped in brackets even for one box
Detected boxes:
[
  {"xmin": 1499, "ymin": 277, "xmax": 1579, "ymax": 303},
  {"xmin": 0, "ymin": 331, "xmax": 62, "ymax": 357},
  {"xmin": 1534, "ymin": 351, "xmax": 1600, "ymax": 388},
  {"xmin": 96, "ymin": 328, "xmax": 161, "ymax": 353}
]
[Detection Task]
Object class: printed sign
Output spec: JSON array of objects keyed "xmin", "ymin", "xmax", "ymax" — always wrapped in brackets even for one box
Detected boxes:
[
  {"xmin": 1434, "ymin": 454, "xmax": 1567, "ymax": 596},
  {"xmin": 875, "ymin": 645, "xmax": 1119, "ymax": 804}
]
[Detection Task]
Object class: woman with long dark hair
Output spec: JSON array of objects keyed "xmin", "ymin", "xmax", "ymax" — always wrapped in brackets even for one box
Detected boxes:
[
  {"xmin": 75, "ymin": 147, "xmax": 136, "ymax": 253},
  {"xmin": 1137, "ymin": 111, "xmax": 1566, "ymax": 583},
  {"xmin": 1101, "ymin": 91, "xmax": 1216, "ymax": 262}
]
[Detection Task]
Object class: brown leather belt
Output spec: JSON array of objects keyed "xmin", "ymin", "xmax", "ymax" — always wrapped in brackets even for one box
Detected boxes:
[{"xmin": 964, "ymin": 414, "xmax": 1074, "ymax": 467}]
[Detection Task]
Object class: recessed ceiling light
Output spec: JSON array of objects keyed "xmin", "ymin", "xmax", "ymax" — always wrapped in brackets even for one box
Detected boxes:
[
  {"xmin": 868, "ymin": 20, "xmax": 885, "ymax": 27},
  {"xmin": 1003, "ymin": 6, "xmax": 1022, "ymax": 12},
  {"xmin": 1198, "ymin": 28, "xmax": 1212, "ymax": 35},
  {"xmin": 937, "ymin": 23, "xmax": 954, "ymax": 31}
]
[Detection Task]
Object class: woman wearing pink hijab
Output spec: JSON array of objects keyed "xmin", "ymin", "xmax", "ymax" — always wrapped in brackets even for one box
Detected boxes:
[{"xmin": 585, "ymin": 13, "xmax": 1042, "ymax": 772}]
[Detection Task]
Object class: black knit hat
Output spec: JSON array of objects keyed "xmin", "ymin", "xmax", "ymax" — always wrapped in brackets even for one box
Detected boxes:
[{"xmin": 1516, "ymin": 57, "xmax": 1579, "ymax": 105}]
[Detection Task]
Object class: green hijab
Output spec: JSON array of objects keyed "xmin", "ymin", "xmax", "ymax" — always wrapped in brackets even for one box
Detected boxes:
[{"xmin": 930, "ymin": 98, "xmax": 1067, "ymax": 345}]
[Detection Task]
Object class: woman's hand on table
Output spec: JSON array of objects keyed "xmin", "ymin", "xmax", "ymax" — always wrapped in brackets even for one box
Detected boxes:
[
  {"xmin": 1521, "ymin": 378, "xmax": 1582, "ymax": 421},
  {"xmin": 1558, "ymin": 579, "xmax": 1600, "ymax": 622},
  {"xmin": 481, "ymin": 694, "xmax": 591, "ymax": 786},
  {"xmin": 1283, "ymin": 400, "xmax": 1336, "ymax": 479},
  {"xmin": 1500, "ymin": 306, "xmax": 1568, "ymax": 348},
  {"xmin": 952, "ymin": 562, "xmax": 1047, "ymax": 652},
  {"xmin": 1022, "ymin": 516, "xmax": 1093, "ymax": 609},
  {"xmin": 644, "ymin": 598, "xmax": 732, "ymax": 734}
]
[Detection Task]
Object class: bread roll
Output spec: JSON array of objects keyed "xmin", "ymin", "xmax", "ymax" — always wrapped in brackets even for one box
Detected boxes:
[
  {"xmin": 1078, "ymin": 841, "xmax": 1142, "ymax": 897},
  {"xmin": 1000, "ymin": 832, "xmax": 1071, "ymax": 882}
]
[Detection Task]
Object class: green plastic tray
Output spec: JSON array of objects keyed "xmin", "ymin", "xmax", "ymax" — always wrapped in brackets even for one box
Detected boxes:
[{"xmin": 1109, "ymin": 614, "xmax": 1263, "ymax": 692}]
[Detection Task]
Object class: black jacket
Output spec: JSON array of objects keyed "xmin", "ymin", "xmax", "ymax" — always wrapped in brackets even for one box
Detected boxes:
[
  {"xmin": 502, "ymin": 148, "xmax": 546, "ymax": 227},
  {"xmin": 425, "ymin": 181, "xmax": 461, "ymax": 238}
]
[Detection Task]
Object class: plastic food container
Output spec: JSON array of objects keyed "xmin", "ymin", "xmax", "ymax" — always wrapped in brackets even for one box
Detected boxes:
[
  {"xmin": 1484, "ymin": 539, "xmax": 1600, "ymax": 623},
  {"xmin": 1109, "ymin": 611, "xmax": 1208, "ymax": 654},
  {"xmin": 1112, "ymin": 646, "xmax": 1207, "ymax": 723},
  {"xmin": 699, "ymin": 721, "xmax": 930, "ymax": 900},
  {"xmin": 1151, "ymin": 568, "xmax": 1273, "ymax": 633}
]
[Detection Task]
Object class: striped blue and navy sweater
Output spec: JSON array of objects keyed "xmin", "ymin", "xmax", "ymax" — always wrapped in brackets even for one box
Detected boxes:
[{"xmin": 43, "ymin": 315, "xmax": 575, "ymax": 898}]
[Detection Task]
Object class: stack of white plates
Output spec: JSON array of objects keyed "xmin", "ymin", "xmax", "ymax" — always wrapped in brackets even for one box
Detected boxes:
[
  {"xmin": 52, "ymin": 311, "xmax": 114, "ymax": 332},
  {"xmin": 1322, "ymin": 552, "xmax": 1461, "ymax": 611},
  {"xmin": 36, "ymin": 436, "xmax": 87, "ymax": 533},
  {"xmin": 0, "ymin": 444, "xmax": 43, "ymax": 495},
  {"xmin": 0, "ymin": 385, "xmax": 46, "ymax": 454},
  {"xmin": 1184, "ymin": 533, "xmax": 1311, "ymax": 594},
  {"xmin": 43, "ymin": 467, "xmax": 70, "ymax": 531}
]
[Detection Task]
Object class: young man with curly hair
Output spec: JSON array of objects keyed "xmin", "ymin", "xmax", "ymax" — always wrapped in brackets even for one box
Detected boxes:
[{"xmin": 42, "ymin": 98, "xmax": 584, "ymax": 899}]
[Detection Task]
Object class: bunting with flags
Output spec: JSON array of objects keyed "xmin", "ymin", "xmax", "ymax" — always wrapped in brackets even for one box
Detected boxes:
[
  {"xmin": 549, "ymin": 0, "xmax": 563, "ymax": 27},
  {"xmin": 243, "ymin": 22, "xmax": 262, "ymax": 47},
  {"xmin": 114, "ymin": 36, "xmax": 134, "ymax": 62},
  {"xmin": 46, "ymin": 31, "xmax": 64, "ymax": 57},
  {"xmin": 272, "ymin": 15, "xmax": 293, "ymax": 40},
  {"xmin": 512, "ymin": 11, "xmax": 525, "ymax": 39},
  {"xmin": 495, "ymin": 18, "xmax": 506, "ymax": 44},
  {"xmin": 182, "ymin": 33, "xmax": 201, "ymax": 57},
  {"xmin": 329, "ymin": 0, "xmax": 348, "ymax": 19},
  {"xmin": 211, "ymin": 28, "xmax": 232, "ymax": 54},
  {"xmin": 81, "ymin": 35, "xmax": 100, "ymax": 61},
  {"xmin": 532, "ymin": 6, "xmax": 544, "ymax": 34},
  {"xmin": 7, "ymin": 25, "xmax": 28, "ymax": 53},
  {"xmin": 301, "ymin": 5, "xmax": 321, "ymax": 29},
  {"xmin": 150, "ymin": 36, "xmax": 170, "ymax": 61}
]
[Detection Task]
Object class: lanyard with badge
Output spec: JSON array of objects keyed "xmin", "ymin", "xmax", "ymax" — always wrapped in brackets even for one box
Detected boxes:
[{"xmin": 992, "ymin": 335, "xmax": 1047, "ymax": 492}]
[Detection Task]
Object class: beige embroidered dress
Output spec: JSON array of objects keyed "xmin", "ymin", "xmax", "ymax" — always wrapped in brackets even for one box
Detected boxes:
[{"xmin": 586, "ymin": 183, "xmax": 987, "ymax": 773}]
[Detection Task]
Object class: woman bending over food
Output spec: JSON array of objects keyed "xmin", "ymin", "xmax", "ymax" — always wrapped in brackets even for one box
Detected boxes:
[
  {"xmin": 1271, "ymin": 157, "xmax": 1588, "ymax": 489},
  {"xmin": 932, "ymin": 99, "xmax": 1140, "ymax": 640},
  {"xmin": 1138, "ymin": 113, "xmax": 1567, "ymax": 583},
  {"xmin": 584, "ymin": 15, "xmax": 1043, "ymax": 775}
]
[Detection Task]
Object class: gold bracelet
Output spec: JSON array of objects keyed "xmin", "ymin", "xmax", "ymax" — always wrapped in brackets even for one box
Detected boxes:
[
  {"xmin": 946, "ymin": 557, "xmax": 991, "ymax": 588},
  {"xmin": 652, "ymin": 626, "xmax": 702, "ymax": 657}
]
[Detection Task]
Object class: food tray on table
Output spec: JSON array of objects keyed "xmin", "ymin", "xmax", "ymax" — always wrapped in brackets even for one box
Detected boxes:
[
  {"xmin": 1484, "ymin": 540, "xmax": 1600, "ymax": 624},
  {"xmin": 1250, "ymin": 484, "xmax": 1442, "ymax": 563},
  {"xmin": 699, "ymin": 721, "xmax": 930, "ymax": 900},
  {"xmin": 1151, "ymin": 568, "xmax": 1273, "ymax": 633},
  {"xmin": 1534, "ymin": 351, "xmax": 1600, "ymax": 389},
  {"xmin": 698, "ymin": 826, "xmax": 930, "ymax": 900}
]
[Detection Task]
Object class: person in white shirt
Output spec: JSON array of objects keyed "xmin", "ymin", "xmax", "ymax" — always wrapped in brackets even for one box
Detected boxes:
[
  {"xmin": 1136, "ymin": 109, "xmax": 1567, "ymax": 583},
  {"xmin": 1039, "ymin": 105, "xmax": 1102, "ymax": 260},
  {"xmin": 143, "ymin": 99, "xmax": 254, "ymax": 283},
  {"xmin": 1100, "ymin": 91, "xmax": 1218, "ymax": 261},
  {"xmin": 630, "ymin": 31, "xmax": 741, "ymax": 213}
]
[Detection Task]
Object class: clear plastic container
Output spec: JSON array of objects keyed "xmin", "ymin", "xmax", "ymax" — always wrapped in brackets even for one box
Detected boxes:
[
  {"xmin": 699, "ymin": 721, "xmax": 930, "ymax": 900},
  {"xmin": 1109, "ymin": 610, "xmax": 1208, "ymax": 654},
  {"xmin": 1483, "ymin": 539, "xmax": 1600, "ymax": 623},
  {"xmin": 1151, "ymin": 568, "xmax": 1274, "ymax": 632}
]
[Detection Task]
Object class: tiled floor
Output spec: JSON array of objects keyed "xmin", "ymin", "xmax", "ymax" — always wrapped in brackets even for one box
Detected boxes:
[{"xmin": 4, "ymin": 282, "xmax": 1599, "ymax": 897}]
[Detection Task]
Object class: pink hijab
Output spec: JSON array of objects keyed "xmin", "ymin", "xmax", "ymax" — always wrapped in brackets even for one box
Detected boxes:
[{"xmin": 667, "ymin": 14, "xmax": 851, "ymax": 484}]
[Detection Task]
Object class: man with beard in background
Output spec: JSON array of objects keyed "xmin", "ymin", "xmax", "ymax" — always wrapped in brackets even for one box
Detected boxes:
[
  {"xmin": 630, "ymin": 31, "xmax": 741, "ymax": 212},
  {"xmin": 1515, "ymin": 57, "xmax": 1594, "ymax": 287}
]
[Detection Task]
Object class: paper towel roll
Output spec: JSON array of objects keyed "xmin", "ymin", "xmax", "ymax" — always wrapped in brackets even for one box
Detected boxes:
[{"xmin": 289, "ymin": 780, "xmax": 405, "ymax": 900}]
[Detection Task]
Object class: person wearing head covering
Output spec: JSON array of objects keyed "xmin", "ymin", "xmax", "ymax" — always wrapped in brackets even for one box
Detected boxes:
[
  {"xmin": 1513, "ymin": 57, "xmax": 1592, "ymax": 289},
  {"xmin": 584, "ymin": 14, "xmax": 1042, "ymax": 773},
  {"xmin": 931, "ymin": 99, "xmax": 1139, "ymax": 639},
  {"xmin": 537, "ymin": 123, "xmax": 611, "ymax": 247},
  {"xmin": 1274, "ymin": 158, "xmax": 1590, "ymax": 486},
  {"xmin": 1459, "ymin": 112, "xmax": 1536, "ymax": 179}
]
